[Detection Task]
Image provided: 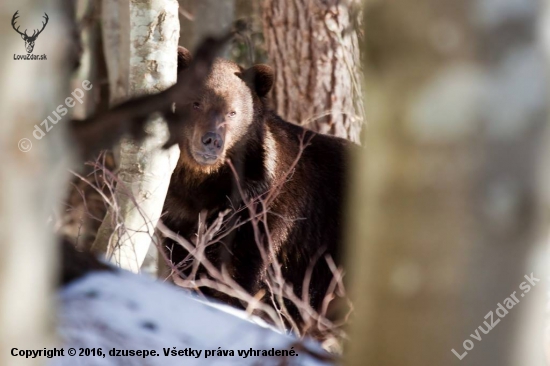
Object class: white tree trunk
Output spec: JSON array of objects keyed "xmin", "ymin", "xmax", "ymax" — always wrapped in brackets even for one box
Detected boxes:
[
  {"xmin": 0, "ymin": 1, "xmax": 71, "ymax": 365},
  {"xmin": 93, "ymin": 0, "xmax": 180, "ymax": 273},
  {"xmin": 346, "ymin": 0, "xmax": 548, "ymax": 365}
]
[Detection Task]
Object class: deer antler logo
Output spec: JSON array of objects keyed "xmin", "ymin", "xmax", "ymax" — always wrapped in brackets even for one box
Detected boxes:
[{"xmin": 12, "ymin": 11, "xmax": 49, "ymax": 54}]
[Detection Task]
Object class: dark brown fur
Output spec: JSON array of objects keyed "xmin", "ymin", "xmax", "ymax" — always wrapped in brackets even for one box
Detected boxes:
[{"xmin": 163, "ymin": 48, "xmax": 351, "ymax": 319}]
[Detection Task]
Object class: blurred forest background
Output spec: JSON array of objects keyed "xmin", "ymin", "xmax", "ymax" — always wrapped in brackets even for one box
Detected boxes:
[{"xmin": 1, "ymin": 0, "xmax": 550, "ymax": 365}]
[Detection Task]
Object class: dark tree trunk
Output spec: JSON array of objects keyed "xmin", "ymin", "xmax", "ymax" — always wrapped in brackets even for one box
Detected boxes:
[{"xmin": 262, "ymin": 0, "xmax": 364, "ymax": 143}]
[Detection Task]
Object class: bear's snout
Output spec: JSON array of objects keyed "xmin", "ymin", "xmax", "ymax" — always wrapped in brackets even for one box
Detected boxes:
[
  {"xmin": 201, "ymin": 132, "xmax": 224, "ymax": 151},
  {"xmin": 190, "ymin": 131, "xmax": 225, "ymax": 165}
]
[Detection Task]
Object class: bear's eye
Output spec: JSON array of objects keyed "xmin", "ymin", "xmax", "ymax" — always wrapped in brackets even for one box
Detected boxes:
[
  {"xmin": 229, "ymin": 111, "xmax": 237, "ymax": 117},
  {"xmin": 192, "ymin": 102, "xmax": 201, "ymax": 110}
]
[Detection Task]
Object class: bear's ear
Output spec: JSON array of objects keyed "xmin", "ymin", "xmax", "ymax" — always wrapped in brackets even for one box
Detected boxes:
[
  {"xmin": 241, "ymin": 64, "xmax": 274, "ymax": 97},
  {"xmin": 177, "ymin": 46, "xmax": 192, "ymax": 74}
]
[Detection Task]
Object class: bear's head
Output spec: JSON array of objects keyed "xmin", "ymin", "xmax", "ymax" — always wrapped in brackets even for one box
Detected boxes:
[{"xmin": 175, "ymin": 46, "xmax": 274, "ymax": 172}]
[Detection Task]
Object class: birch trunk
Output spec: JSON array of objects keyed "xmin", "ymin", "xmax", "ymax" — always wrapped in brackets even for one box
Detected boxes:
[
  {"xmin": 0, "ymin": 1, "xmax": 71, "ymax": 365},
  {"xmin": 92, "ymin": 0, "xmax": 180, "ymax": 273},
  {"xmin": 346, "ymin": 0, "xmax": 548, "ymax": 365},
  {"xmin": 262, "ymin": 0, "xmax": 364, "ymax": 143}
]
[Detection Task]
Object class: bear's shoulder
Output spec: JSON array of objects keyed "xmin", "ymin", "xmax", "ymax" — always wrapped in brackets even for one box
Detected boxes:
[{"xmin": 264, "ymin": 111, "xmax": 354, "ymax": 152}]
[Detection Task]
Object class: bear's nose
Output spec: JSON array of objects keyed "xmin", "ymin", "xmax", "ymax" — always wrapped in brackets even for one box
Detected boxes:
[{"xmin": 201, "ymin": 132, "xmax": 223, "ymax": 150}]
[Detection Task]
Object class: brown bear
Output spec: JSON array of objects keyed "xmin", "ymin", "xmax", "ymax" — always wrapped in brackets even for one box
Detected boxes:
[{"xmin": 163, "ymin": 47, "xmax": 352, "ymax": 323}]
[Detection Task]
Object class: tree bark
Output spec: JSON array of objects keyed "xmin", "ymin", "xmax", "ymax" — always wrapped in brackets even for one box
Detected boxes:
[
  {"xmin": 346, "ymin": 0, "xmax": 548, "ymax": 365},
  {"xmin": 262, "ymin": 0, "xmax": 364, "ymax": 143},
  {"xmin": 92, "ymin": 0, "xmax": 180, "ymax": 274},
  {"xmin": 0, "ymin": 1, "xmax": 72, "ymax": 365}
]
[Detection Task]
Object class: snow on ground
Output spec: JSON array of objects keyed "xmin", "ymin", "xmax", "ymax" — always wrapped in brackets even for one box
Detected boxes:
[{"xmin": 54, "ymin": 269, "xmax": 334, "ymax": 366}]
